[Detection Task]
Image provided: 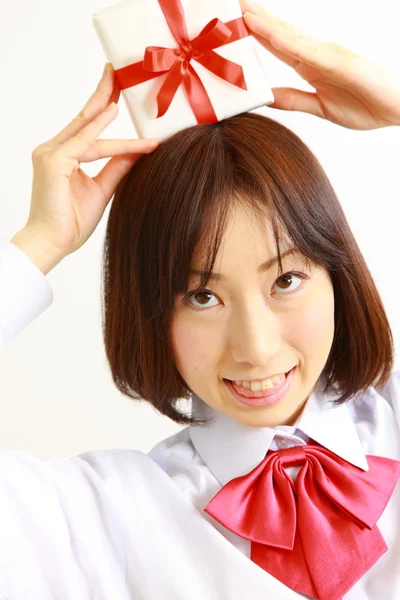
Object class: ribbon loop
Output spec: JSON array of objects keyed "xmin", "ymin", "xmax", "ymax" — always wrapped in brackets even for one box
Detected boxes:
[{"xmin": 191, "ymin": 18, "xmax": 232, "ymax": 51}]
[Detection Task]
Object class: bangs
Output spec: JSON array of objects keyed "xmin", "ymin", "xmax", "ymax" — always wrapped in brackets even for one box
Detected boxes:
[{"xmin": 171, "ymin": 187, "xmax": 316, "ymax": 298}]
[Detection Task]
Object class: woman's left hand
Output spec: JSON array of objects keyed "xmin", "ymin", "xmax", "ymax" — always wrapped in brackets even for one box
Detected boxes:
[{"xmin": 239, "ymin": 0, "xmax": 400, "ymax": 130}]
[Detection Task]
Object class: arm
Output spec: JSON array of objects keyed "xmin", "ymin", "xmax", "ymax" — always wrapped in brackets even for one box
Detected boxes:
[
  {"xmin": 10, "ymin": 227, "xmax": 66, "ymax": 276},
  {"xmin": 0, "ymin": 64, "xmax": 158, "ymax": 353},
  {"xmin": 0, "ymin": 233, "xmax": 57, "ymax": 352}
]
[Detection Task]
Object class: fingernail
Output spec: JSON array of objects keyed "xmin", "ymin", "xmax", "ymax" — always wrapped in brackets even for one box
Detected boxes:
[
  {"xmin": 242, "ymin": 0, "xmax": 258, "ymax": 13},
  {"xmin": 102, "ymin": 63, "xmax": 110, "ymax": 77},
  {"xmin": 144, "ymin": 140, "xmax": 159, "ymax": 149},
  {"xmin": 243, "ymin": 11, "xmax": 262, "ymax": 23},
  {"xmin": 105, "ymin": 101, "xmax": 118, "ymax": 113}
]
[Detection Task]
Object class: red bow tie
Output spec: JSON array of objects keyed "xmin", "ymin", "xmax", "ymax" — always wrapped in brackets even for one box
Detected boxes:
[{"xmin": 204, "ymin": 439, "xmax": 400, "ymax": 600}]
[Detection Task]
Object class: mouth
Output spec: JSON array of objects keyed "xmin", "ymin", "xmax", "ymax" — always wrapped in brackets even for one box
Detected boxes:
[{"xmin": 223, "ymin": 366, "xmax": 296, "ymax": 408}]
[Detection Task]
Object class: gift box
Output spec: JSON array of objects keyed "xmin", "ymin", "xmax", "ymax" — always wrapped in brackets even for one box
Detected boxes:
[{"xmin": 93, "ymin": 0, "xmax": 275, "ymax": 142}]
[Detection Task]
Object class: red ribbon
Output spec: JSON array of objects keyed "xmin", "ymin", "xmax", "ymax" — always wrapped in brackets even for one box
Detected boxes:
[
  {"xmin": 114, "ymin": 0, "xmax": 251, "ymax": 123},
  {"xmin": 204, "ymin": 440, "xmax": 400, "ymax": 600}
]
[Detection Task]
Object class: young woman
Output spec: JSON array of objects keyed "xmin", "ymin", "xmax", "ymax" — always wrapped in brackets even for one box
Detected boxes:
[{"xmin": 1, "ymin": 3, "xmax": 400, "ymax": 598}]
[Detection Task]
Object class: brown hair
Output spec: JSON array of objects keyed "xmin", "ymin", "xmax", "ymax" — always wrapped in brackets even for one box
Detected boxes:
[{"xmin": 101, "ymin": 112, "xmax": 394, "ymax": 426}]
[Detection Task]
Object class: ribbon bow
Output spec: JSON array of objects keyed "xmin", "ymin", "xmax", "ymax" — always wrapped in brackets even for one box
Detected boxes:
[
  {"xmin": 204, "ymin": 439, "xmax": 400, "ymax": 600},
  {"xmin": 114, "ymin": 0, "xmax": 250, "ymax": 123}
]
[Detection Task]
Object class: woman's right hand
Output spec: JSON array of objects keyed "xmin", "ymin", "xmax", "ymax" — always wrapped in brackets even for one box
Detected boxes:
[
  {"xmin": 21, "ymin": 63, "xmax": 159, "ymax": 260},
  {"xmin": 239, "ymin": 0, "xmax": 400, "ymax": 130}
]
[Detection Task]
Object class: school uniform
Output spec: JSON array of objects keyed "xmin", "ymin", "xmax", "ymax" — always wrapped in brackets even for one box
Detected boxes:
[{"xmin": 0, "ymin": 237, "xmax": 399, "ymax": 600}]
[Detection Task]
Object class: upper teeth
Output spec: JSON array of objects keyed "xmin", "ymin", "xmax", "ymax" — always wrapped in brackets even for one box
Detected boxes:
[{"xmin": 235, "ymin": 373, "xmax": 286, "ymax": 392}]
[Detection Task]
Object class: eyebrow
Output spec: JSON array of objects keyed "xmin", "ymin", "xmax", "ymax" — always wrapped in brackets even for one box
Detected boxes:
[{"xmin": 189, "ymin": 247, "xmax": 299, "ymax": 282}]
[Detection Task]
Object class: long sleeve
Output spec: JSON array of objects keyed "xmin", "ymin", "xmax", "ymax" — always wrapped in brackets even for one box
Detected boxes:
[
  {"xmin": 0, "ymin": 448, "xmax": 132, "ymax": 599},
  {"xmin": 0, "ymin": 238, "xmax": 53, "ymax": 352}
]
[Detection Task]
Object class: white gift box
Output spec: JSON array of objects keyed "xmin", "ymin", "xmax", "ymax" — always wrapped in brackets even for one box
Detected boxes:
[{"xmin": 93, "ymin": 0, "xmax": 275, "ymax": 142}]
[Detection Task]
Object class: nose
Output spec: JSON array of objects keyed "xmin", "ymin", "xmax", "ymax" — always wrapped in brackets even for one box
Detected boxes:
[{"xmin": 229, "ymin": 296, "xmax": 282, "ymax": 367}]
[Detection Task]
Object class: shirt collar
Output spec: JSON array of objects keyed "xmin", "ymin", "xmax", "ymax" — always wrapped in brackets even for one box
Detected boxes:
[{"xmin": 189, "ymin": 374, "xmax": 369, "ymax": 488}]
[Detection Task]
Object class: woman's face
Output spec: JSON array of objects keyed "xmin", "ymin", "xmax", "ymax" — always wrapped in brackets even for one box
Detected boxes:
[{"xmin": 170, "ymin": 203, "xmax": 335, "ymax": 428}]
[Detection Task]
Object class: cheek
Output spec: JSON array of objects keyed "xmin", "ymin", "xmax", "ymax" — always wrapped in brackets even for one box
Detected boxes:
[
  {"xmin": 170, "ymin": 315, "xmax": 217, "ymax": 377},
  {"xmin": 286, "ymin": 284, "xmax": 335, "ymax": 355}
]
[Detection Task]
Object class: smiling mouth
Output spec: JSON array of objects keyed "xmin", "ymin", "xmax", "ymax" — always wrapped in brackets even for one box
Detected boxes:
[
  {"xmin": 224, "ymin": 367, "xmax": 294, "ymax": 385},
  {"xmin": 223, "ymin": 366, "xmax": 297, "ymax": 406}
]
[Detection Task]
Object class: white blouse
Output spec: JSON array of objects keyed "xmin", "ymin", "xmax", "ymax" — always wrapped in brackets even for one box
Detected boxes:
[{"xmin": 0, "ymin": 237, "xmax": 399, "ymax": 600}]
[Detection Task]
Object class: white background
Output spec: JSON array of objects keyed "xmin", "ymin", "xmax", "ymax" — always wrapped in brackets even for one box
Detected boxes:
[{"xmin": 0, "ymin": 0, "xmax": 399, "ymax": 456}]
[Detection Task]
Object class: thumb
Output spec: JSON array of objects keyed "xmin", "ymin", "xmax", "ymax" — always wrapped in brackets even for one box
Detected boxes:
[
  {"xmin": 93, "ymin": 153, "xmax": 145, "ymax": 209},
  {"xmin": 269, "ymin": 87, "xmax": 326, "ymax": 119}
]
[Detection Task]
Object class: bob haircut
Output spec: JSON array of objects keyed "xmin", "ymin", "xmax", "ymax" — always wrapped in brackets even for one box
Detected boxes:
[{"xmin": 101, "ymin": 112, "xmax": 394, "ymax": 426}]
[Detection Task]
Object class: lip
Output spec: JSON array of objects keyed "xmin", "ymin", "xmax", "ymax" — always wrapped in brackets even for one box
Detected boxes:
[{"xmin": 224, "ymin": 366, "xmax": 296, "ymax": 407}]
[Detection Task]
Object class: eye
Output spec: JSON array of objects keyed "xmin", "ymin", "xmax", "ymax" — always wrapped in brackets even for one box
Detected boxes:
[
  {"xmin": 182, "ymin": 270, "xmax": 309, "ymax": 312},
  {"xmin": 272, "ymin": 270, "xmax": 308, "ymax": 296},
  {"xmin": 183, "ymin": 289, "xmax": 220, "ymax": 311}
]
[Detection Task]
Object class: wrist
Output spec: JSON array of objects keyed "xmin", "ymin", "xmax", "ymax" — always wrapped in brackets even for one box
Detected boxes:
[{"xmin": 10, "ymin": 228, "xmax": 66, "ymax": 275}]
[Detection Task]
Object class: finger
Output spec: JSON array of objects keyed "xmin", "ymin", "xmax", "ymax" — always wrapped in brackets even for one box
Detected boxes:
[
  {"xmin": 79, "ymin": 138, "xmax": 160, "ymax": 162},
  {"xmin": 92, "ymin": 152, "xmax": 151, "ymax": 208},
  {"xmin": 268, "ymin": 87, "xmax": 326, "ymax": 120},
  {"xmin": 62, "ymin": 103, "xmax": 159, "ymax": 161},
  {"xmin": 61, "ymin": 102, "xmax": 121, "ymax": 158},
  {"xmin": 243, "ymin": 11, "xmax": 336, "ymax": 73},
  {"xmin": 242, "ymin": 3, "xmax": 299, "ymax": 37},
  {"xmin": 50, "ymin": 63, "xmax": 120, "ymax": 145},
  {"xmin": 247, "ymin": 29, "xmax": 299, "ymax": 69},
  {"xmin": 238, "ymin": 0, "xmax": 251, "ymax": 12}
]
